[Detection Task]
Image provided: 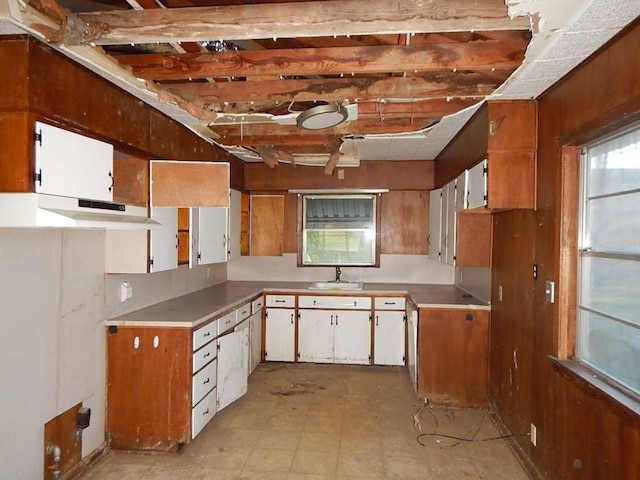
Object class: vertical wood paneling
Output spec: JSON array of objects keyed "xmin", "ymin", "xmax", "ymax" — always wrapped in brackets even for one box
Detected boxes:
[
  {"xmin": 0, "ymin": 37, "xmax": 29, "ymax": 111},
  {"xmin": 283, "ymin": 193, "xmax": 298, "ymax": 254},
  {"xmin": 44, "ymin": 403, "xmax": 82, "ymax": 480},
  {"xmin": 456, "ymin": 211, "xmax": 492, "ymax": 267},
  {"xmin": 250, "ymin": 195, "xmax": 284, "ymax": 256},
  {"xmin": 0, "ymin": 112, "xmax": 33, "ymax": 192},
  {"xmin": 488, "ymin": 19, "xmax": 640, "ymax": 480},
  {"xmin": 418, "ymin": 308, "xmax": 489, "ymax": 407},
  {"xmin": 380, "ymin": 190, "xmax": 429, "ymax": 254}
]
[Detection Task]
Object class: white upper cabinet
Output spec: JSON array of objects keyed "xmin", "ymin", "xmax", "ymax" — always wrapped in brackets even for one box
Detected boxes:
[
  {"xmin": 428, "ymin": 189, "xmax": 442, "ymax": 261},
  {"xmin": 228, "ymin": 189, "xmax": 242, "ymax": 260},
  {"xmin": 467, "ymin": 159, "xmax": 488, "ymax": 209},
  {"xmin": 150, "ymin": 207, "xmax": 178, "ymax": 273},
  {"xmin": 34, "ymin": 121, "xmax": 114, "ymax": 202},
  {"xmin": 444, "ymin": 180, "xmax": 457, "ymax": 266},
  {"xmin": 192, "ymin": 207, "xmax": 228, "ymax": 265},
  {"xmin": 455, "ymin": 170, "xmax": 468, "ymax": 211}
]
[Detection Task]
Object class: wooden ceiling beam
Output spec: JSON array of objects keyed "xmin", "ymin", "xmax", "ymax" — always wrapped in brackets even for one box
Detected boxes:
[
  {"xmin": 165, "ymin": 76, "xmax": 501, "ymax": 106},
  {"xmin": 213, "ymin": 117, "xmax": 439, "ymax": 139},
  {"xmin": 63, "ymin": 0, "xmax": 529, "ymax": 46},
  {"xmin": 116, "ymin": 42, "xmax": 525, "ymax": 80}
]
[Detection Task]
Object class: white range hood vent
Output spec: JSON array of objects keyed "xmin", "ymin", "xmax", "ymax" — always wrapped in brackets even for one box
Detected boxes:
[{"xmin": 0, "ymin": 194, "xmax": 159, "ymax": 229}]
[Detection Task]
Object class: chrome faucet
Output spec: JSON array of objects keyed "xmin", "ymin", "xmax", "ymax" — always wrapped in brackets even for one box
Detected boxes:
[{"xmin": 335, "ymin": 266, "xmax": 342, "ymax": 282}]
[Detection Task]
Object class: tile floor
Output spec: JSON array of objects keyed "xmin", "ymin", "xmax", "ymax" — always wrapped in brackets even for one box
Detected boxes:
[{"xmin": 80, "ymin": 363, "xmax": 530, "ymax": 480}]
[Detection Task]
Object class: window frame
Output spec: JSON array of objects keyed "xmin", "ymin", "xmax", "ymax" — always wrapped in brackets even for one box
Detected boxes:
[{"xmin": 297, "ymin": 193, "xmax": 381, "ymax": 267}]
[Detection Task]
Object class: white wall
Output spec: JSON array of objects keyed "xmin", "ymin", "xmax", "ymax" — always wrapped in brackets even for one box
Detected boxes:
[
  {"xmin": 228, "ymin": 253, "xmax": 455, "ymax": 284},
  {"xmin": 105, "ymin": 262, "xmax": 227, "ymax": 318},
  {"xmin": 0, "ymin": 229, "xmax": 105, "ymax": 479}
]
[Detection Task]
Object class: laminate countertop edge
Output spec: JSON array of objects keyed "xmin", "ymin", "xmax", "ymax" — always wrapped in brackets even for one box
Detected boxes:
[{"xmin": 105, "ymin": 281, "xmax": 490, "ymax": 328}]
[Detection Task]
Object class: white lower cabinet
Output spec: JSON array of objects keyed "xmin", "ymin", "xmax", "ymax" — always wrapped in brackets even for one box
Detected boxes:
[
  {"xmin": 334, "ymin": 311, "xmax": 371, "ymax": 364},
  {"xmin": 374, "ymin": 311, "xmax": 406, "ymax": 365},
  {"xmin": 192, "ymin": 388, "xmax": 217, "ymax": 438},
  {"xmin": 249, "ymin": 296, "xmax": 264, "ymax": 373},
  {"xmin": 298, "ymin": 309, "xmax": 371, "ymax": 365},
  {"xmin": 217, "ymin": 328, "xmax": 248, "ymax": 411},
  {"xmin": 264, "ymin": 308, "xmax": 296, "ymax": 362},
  {"xmin": 374, "ymin": 297, "xmax": 406, "ymax": 366}
]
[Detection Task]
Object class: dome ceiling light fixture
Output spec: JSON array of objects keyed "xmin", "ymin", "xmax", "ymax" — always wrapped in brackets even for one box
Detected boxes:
[{"xmin": 296, "ymin": 102, "xmax": 349, "ymax": 130}]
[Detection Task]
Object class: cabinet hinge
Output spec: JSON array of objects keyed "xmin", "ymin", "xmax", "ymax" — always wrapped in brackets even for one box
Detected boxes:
[
  {"xmin": 197, "ymin": 252, "xmax": 202, "ymax": 261},
  {"xmin": 369, "ymin": 313, "xmax": 372, "ymax": 322},
  {"xmin": 217, "ymin": 343, "xmax": 220, "ymax": 352},
  {"xmin": 33, "ymin": 169, "xmax": 42, "ymax": 187},
  {"xmin": 453, "ymin": 255, "xmax": 456, "ymax": 262},
  {"xmin": 483, "ymin": 164, "xmax": 488, "ymax": 175},
  {"xmin": 297, "ymin": 352, "xmax": 300, "ymax": 359},
  {"xmin": 34, "ymin": 129, "xmax": 43, "ymax": 146},
  {"xmin": 402, "ymin": 355, "xmax": 406, "ymax": 362},
  {"xmin": 265, "ymin": 310, "xmax": 268, "ymax": 319},
  {"xmin": 403, "ymin": 314, "xmax": 407, "ymax": 322},
  {"xmin": 297, "ymin": 311, "xmax": 301, "ymax": 320},
  {"xmin": 264, "ymin": 351, "xmax": 268, "ymax": 358},
  {"xmin": 149, "ymin": 257, "xmax": 154, "ymax": 268},
  {"xmin": 368, "ymin": 354, "xmax": 371, "ymax": 361},
  {"xmin": 533, "ymin": 263, "xmax": 538, "ymax": 280}
]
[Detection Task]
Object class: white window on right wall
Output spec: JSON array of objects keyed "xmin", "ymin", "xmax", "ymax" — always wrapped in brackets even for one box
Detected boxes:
[{"xmin": 578, "ymin": 123, "xmax": 640, "ymax": 397}]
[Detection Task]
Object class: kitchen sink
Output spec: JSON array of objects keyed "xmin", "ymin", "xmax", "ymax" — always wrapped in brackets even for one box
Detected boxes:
[{"xmin": 308, "ymin": 281, "xmax": 363, "ymax": 291}]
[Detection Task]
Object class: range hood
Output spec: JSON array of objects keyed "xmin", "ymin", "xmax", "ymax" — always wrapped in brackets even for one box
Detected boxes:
[{"xmin": 0, "ymin": 193, "xmax": 159, "ymax": 229}]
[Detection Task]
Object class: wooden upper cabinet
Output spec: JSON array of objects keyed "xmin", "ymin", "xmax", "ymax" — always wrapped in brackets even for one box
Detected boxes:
[
  {"xmin": 486, "ymin": 100, "xmax": 537, "ymax": 210},
  {"xmin": 250, "ymin": 195, "xmax": 284, "ymax": 256},
  {"xmin": 150, "ymin": 161, "xmax": 230, "ymax": 207},
  {"xmin": 455, "ymin": 211, "xmax": 492, "ymax": 268}
]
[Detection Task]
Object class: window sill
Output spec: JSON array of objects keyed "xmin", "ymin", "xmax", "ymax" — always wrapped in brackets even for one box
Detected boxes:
[{"xmin": 549, "ymin": 356, "xmax": 640, "ymax": 421}]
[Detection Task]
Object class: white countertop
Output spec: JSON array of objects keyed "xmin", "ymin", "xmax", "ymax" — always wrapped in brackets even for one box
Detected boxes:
[{"xmin": 106, "ymin": 281, "xmax": 490, "ymax": 328}]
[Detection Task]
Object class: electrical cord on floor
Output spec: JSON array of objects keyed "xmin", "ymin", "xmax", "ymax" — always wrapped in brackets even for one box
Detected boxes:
[{"xmin": 413, "ymin": 399, "xmax": 530, "ymax": 448}]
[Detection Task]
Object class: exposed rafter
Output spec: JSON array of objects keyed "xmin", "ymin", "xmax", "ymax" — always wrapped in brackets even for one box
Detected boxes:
[
  {"xmin": 116, "ymin": 42, "xmax": 525, "ymax": 81},
  {"xmin": 55, "ymin": 0, "xmax": 529, "ymax": 46}
]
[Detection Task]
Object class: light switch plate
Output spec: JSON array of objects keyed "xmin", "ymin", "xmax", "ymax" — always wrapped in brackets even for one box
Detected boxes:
[
  {"xmin": 545, "ymin": 281, "xmax": 555, "ymax": 303},
  {"xmin": 120, "ymin": 281, "xmax": 133, "ymax": 302}
]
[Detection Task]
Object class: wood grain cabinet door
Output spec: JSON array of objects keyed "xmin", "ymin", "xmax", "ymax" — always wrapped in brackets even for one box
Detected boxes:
[
  {"xmin": 250, "ymin": 195, "xmax": 284, "ymax": 256},
  {"xmin": 417, "ymin": 308, "xmax": 489, "ymax": 407}
]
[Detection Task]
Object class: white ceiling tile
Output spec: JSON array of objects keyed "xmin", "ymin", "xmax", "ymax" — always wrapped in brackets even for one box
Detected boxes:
[
  {"xmin": 0, "ymin": 19, "xmax": 24, "ymax": 35},
  {"xmin": 543, "ymin": 30, "xmax": 617, "ymax": 60},
  {"xmin": 568, "ymin": 1, "xmax": 640, "ymax": 31}
]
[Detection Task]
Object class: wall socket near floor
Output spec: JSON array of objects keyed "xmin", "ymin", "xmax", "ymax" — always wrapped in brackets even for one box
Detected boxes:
[{"xmin": 530, "ymin": 423, "xmax": 537, "ymax": 446}]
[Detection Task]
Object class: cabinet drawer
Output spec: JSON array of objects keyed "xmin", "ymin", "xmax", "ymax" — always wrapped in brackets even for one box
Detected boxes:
[
  {"xmin": 266, "ymin": 294, "xmax": 295, "ymax": 308},
  {"xmin": 193, "ymin": 320, "xmax": 218, "ymax": 351},
  {"xmin": 218, "ymin": 311, "xmax": 236, "ymax": 335},
  {"xmin": 299, "ymin": 295, "xmax": 371, "ymax": 310},
  {"xmin": 192, "ymin": 388, "xmax": 216, "ymax": 439},
  {"xmin": 192, "ymin": 339, "xmax": 217, "ymax": 374},
  {"xmin": 236, "ymin": 303, "xmax": 251, "ymax": 323},
  {"xmin": 251, "ymin": 296, "xmax": 264, "ymax": 313},
  {"xmin": 192, "ymin": 359, "xmax": 217, "ymax": 407},
  {"xmin": 374, "ymin": 297, "xmax": 406, "ymax": 310}
]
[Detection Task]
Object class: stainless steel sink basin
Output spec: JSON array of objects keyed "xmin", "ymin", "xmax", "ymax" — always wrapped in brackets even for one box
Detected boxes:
[{"xmin": 308, "ymin": 281, "xmax": 363, "ymax": 291}]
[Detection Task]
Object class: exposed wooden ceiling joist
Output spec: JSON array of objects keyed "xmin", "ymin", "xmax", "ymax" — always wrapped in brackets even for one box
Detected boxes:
[
  {"xmin": 116, "ymin": 42, "xmax": 525, "ymax": 80},
  {"xmin": 61, "ymin": 0, "xmax": 529, "ymax": 45},
  {"xmin": 166, "ymin": 76, "xmax": 500, "ymax": 111}
]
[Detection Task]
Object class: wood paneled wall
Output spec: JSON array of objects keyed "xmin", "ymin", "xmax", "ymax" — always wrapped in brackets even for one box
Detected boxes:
[
  {"xmin": 489, "ymin": 19, "xmax": 640, "ymax": 480},
  {"xmin": 0, "ymin": 36, "xmax": 244, "ymax": 189},
  {"xmin": 244, "ymin": 160, "xmax": 434, "ymax": 191},
  {"xmin": 246, "ymin": 161, "xmax": 433, "ymax": 256},
  {"xmin": 434, "ymin": 104, "xmax": 487, "ymax": 187}
]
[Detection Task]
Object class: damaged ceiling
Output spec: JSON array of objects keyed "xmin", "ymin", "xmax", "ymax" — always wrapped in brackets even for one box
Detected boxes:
[{"xmin": 2, "ymin": 0, "xmax": 639, "ymax": 170}]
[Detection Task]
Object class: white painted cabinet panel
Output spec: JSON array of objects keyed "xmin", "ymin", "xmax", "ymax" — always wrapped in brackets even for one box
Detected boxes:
[
  {"xmin": 428, "ymin": 188, "xmax": 442, "ymax": 261},
  {"xmin": 217, "ymin": 329, "xmax": 248, "ymax": 411},
  {"xmin": 298, "ymin": 310, "xmax": 335, "ymax": 363},
  {"xmin": 456, "ymin": 170, "xmax": 468, "ymax": 211},
  {"xmin": 265, "ymin": 308, "xmax": 295, "ymax": 362},
  {"xmin": 150, "ymin": 207, "xmax": 178, "ymax": 273},
  {"xmin": 194, "ymin": 207, "xmax": 228, "ymax": 265},
  {"xmin": 333, "ymin": 310, "xmax": 371, "ymax": 365},
  {"xmin": 444, "ymin": 181, "xmax": 457, "ymax": 266},
  {"xmin": 374, "ymin": 311, "xmax": 405, "ymax": 366},
  {"xmin": 467, "ymin": 159, "xmax": 488, "ymax": 209},
  {"xmin": 249, "ymin": 310, "xmax": 262, "ymax": 373},
  {"xmin": 229, "ymin": 189, "xmax": 242, "ymax": 260},
  {"xmin": 34, "ymin": 121, "xmax": 114, "ymax": 202}
]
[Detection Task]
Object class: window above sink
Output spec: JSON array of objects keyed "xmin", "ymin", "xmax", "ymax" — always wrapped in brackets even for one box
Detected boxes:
[{"xmin": 299, "ymin": 194, "xmax": 380, "ymax": 267}]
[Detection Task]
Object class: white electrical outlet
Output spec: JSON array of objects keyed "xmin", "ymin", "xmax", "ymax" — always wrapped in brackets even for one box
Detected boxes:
[
  {"xmin": 120, "ymin": 281, "xmax": 133, "ymax": 302},
  {"xmin": 530, "ymin": 423, "xmax": 537, "ymax": 446}
]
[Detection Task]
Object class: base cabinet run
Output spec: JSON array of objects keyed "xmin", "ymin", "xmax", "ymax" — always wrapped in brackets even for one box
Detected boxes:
[
  {"xmin": 106, "ymin": 327, "xmax": 192, "ymax": 451},
  {"xmin": 417, "ymin": 308, "xmax": 489, "ymax": 407}
]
